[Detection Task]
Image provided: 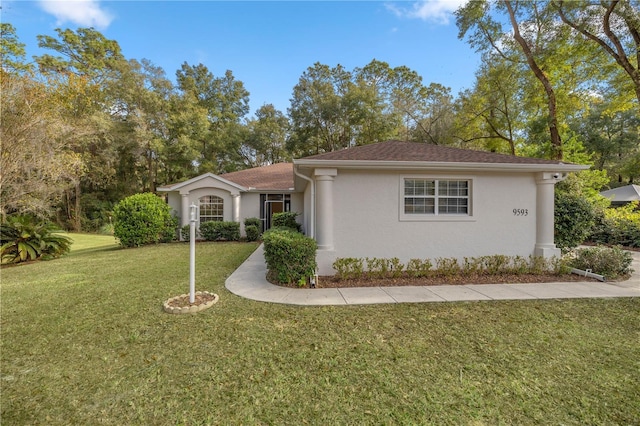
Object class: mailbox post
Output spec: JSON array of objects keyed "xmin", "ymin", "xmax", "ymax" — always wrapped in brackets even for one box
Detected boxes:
[{"xmin": 189, "ymin": 203, "xmax": 197, "ymax": 304}]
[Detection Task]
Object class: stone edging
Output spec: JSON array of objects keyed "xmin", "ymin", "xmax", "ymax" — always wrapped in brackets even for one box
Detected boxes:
[{"xmin": 163, "ymin": 291, "xmax": 219, "ymax": 314}]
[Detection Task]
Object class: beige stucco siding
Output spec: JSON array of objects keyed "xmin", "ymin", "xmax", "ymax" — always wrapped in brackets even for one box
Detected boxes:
[{"xmin": 319, "ymin": 169, "xmax": 538, "ymax": 273}]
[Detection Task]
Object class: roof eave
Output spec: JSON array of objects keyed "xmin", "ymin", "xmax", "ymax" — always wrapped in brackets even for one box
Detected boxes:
[
  {"xmin": 157, "ymin": 172, "xmax": 247, "ymax": 192},
  {"xmin": 293, "ymin": 159, "xmax": 589, "ymax": 173}
]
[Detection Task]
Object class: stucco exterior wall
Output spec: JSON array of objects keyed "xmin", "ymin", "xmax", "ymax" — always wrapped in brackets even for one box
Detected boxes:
[
  {"xmin": 167, "ymin": 189, "xmax": 303, "ymax": 236},
  {"xmin": 167, "ymin": 192, "xmax": 181, "ymax": 218},
  {"xmin": 316, "ymin": 169, "xmax": 538, "ymax": 274}
]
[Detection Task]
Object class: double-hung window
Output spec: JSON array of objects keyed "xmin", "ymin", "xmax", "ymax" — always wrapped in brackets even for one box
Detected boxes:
[{"xmin": 403, "ymin": 179, "xmax": 470, "ymax": 216}]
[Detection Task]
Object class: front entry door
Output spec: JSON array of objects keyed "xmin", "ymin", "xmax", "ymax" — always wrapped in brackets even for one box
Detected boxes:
[{"xmin": 261, "ymin": 194, "xmax": 291, "ymax": 231}]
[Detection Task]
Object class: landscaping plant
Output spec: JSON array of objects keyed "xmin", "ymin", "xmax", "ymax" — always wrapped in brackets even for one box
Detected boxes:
[
  {"xmin": 590, "ymin": 201, "xmax": 640, "ymax": 248},
  {"xmin": 0, "ymin": 215, "xmax": 72, "ymax": 264},
  {"xmin": 271, "ymin": 211, "xmax": 301, "ymax": 232},
  {"xmin": 554, "ymin": 191, "xmax": 597, "ymax": 252},
  {"xmin": 244, "ymin": 217, "xmax": 261, "ymax": 242},
  {"xmin": 263, "ymin": 227, "xmax": 317, "ymax": 284},
  {"xmin": 113, "ymin": 193, "xmax": 177, "ymax": 247},
  {"xmin": 569, "ymin": 245, "xmax": 633, "ymax": 279},
  {"xmin": 199, "ymin": 221, "xmax": 240, "ymax": 241}
]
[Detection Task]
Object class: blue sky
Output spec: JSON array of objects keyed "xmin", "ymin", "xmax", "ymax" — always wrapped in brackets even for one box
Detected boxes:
[{"xmin": 4, "ymin": 0, "xmax": 480, "ymax": 116}]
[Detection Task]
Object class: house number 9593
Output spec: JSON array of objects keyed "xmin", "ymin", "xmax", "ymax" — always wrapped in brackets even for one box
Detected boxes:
[{"xmin": 513, "ymin": 209, "xmax": 529, "ymax": 216}]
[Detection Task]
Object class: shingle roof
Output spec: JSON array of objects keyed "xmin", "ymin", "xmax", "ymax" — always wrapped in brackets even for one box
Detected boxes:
[
  {"xmin": 300, "ymin": 140, "xmax": 572, "ymax": 165},
  {"xmin": 221, "ymin": 162, "xmax": 294, "ymax": 191}
]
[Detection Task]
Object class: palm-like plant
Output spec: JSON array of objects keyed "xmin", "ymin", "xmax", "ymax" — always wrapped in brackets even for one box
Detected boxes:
[{"xmin": 1, "ymin": 215, "xmax": 72, "ymax": 264}]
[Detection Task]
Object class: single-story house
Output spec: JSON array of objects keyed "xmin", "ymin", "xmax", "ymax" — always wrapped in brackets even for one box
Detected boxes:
[
  {"xmin": 158, "ymin": 140, "xmax": 588, "ymax": 275},
  {"xmin": 600, "ymin": 184, "xmax": 640, "ymax": 207}
]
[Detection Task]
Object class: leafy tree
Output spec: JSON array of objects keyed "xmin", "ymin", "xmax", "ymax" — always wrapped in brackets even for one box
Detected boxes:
[
  {"xmin": 287, "ymin": 62, "xmax": 356, "ymax": 156},
  {"xmin": 570, "ymin": 99, "xmax": 640, "ymax": 184},
  {"xmin": 456, "ymin": 0, "xmax": 567, "ymax": 159},
  {"xmin": 35, "ymin": 27, "xmax": 130, "ymax": 230},
  {"xmin": 36, "ymin": 27, "xmax": 126, "ymax": 85},
  {"xmin": 175, "ymin": 63, "xmax": 250, "ymax": 173},
  {"xmin": 0, "ymin": 70, "xmax": 84, "ymax": 220},
  {"xmin": 454, "ymin": 57, "xmax": 523, "ymax": 154},
  {"xmin": 0, "ymin": 23, "xmax": 32, "ymax": 74},
  {"xmin": 244, "ymin": 104, "xmax": 290, "ymax": 166},
  {"xmin": 554, "ymin": 0, "xmax": 640, "ymax": 108}
]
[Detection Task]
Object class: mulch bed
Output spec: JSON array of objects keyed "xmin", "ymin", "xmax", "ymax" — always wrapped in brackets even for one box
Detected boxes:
[
  {"xmin": 272, "ymin": 273, "xmax": 600, "ymax": 289},
  {"xmin": 165, "ymin": 292, "xmax": 217, "ymax": 308}
]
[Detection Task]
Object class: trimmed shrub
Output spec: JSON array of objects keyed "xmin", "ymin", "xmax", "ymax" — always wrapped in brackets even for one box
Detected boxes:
[
  {"xmin": 244, "ymin": 217, "xmax": 261, "ymax": 229},
  {"xmin": 113, "ymin": 193, "xmax": 177, "ymax": 247},
  {"xmin": 481, "ymin": 255, "xmax": 511, "ymax": 275},
  {"xmin": 435, "ymin": 258, "xmax": 461, "ymax": 277},
  {"xmin": 365, "ymin": 257, "xmax": 391, "ymax": 279},
  {"xmin": 272, "ymin": 212, "xmax": 301, "ymax": 232},
  {"xmin": 243, "ymin": 217, "xmax": 261, "ymax": 241},
  {"xmin": 1, "ymin": 215, "xmax": 72, "ymax": 264},
  {"xmin": 333, "ymin": 257, "xmax": 364, "ymax": 279},
  {"xmin": 263, "ymin": 228, "xmax": 317, "ymax": 284},
  {"xmin": 569, "ymin": 246, "xmax": 633, "ymax": 279},
  {"xmin": 245, "ymin": 225, "xmax": 260, "ymax": 242},
  {"xmin": 181, "ymin": 224, "xmax": 190, "ymax": 241},
  {"xmin": 200, "ymin": 221, "xmax": 240, "ymax": 241},
  {"xmin": 406, "ymin": 258, "xmax": 433, "ymax": 278},
  {"xmin": 555, "ymin": 192, "xmax": 596, "ymax": 252}
]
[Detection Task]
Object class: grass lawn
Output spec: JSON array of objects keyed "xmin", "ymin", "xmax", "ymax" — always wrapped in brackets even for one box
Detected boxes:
[{"xmin": 1, "ymin": 235, "xmax": 639, "ymax": 425}]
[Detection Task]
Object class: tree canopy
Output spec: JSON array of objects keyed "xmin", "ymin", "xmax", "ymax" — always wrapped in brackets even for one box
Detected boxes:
[{"xmin": 1, "ymin": 15, "xmax": 638, "ymax": 230}]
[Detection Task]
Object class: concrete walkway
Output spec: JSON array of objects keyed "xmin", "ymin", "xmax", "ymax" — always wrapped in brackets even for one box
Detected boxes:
[{"xmin": 225, "ymin": 245, "xmax": 640, "ymax": 306}]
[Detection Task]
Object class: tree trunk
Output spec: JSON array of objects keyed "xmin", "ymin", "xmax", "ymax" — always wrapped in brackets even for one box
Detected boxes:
[
  {"xmin": 505, "ymin": 0, "xmax": 563, "ymax": 160},
  {"xmin": 74, "ymin": 183, "xmax": 81, "ymax": 232}
]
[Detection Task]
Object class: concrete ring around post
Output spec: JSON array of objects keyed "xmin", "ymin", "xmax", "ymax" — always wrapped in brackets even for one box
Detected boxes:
[{"xmin": 163, "ymin": 291, "xmax": 219, "ymax": 314}]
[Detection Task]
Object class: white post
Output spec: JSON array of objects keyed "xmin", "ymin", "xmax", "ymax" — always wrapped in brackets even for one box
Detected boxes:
[{"xmin": 189, "ymin": 203, "xmax": 197, "ymax": 304}]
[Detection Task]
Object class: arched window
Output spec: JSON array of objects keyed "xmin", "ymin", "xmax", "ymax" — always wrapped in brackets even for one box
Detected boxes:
[{"xmin": 199, "ymin": 195, "xmax": 223, "ymax": 223}]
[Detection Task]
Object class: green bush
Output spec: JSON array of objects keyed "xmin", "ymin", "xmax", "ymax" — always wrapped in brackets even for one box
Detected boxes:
[
  {"xmin": 590, "ymin": 202, "xmax": 640, "ymax": 248},
  {"xmin": 113, "ymin": 193, "xmax": 176, "ymax": 247},
  {"xmin": 1, "ymin": 215, "xmax": 72, "ymax": 264},
  {"xmin": 199, "ymin": 221, "xmax": 240, "ymax": 241},
  {"xmin": 263, "ymin": 228, "xmax": 317, "ymax": 284},
  {"xmin": 272, "ymin": 212, "xmax": 301, "ymax": 232},
  {"xmin": 332, "ymin": 257, "xmax": 364, "ymax": 279},
  {"xmin": 555, "ymin": 192, "xmax": 597, "ymax": 252},
  {"xmin": 245, "ymin": 225, "xmax": 260, "ymax": 242},
  {"xmin": 569, "ymin": 246, "xmax": 633, "ymax": 279},
  {"xmin": 244, "ymin": 217, "xmax": 261, "ymax": 241},
  {"xmin": 160, "ymin": 215, "xmax": 179, "ymax": 243},
  {"xmin": 244, "ymin": 217, "xmax": 261, "ymax": 229},
  {"xmin": 435, "ymin": 258, "xmax": 461, "ymax": 277},
  {"xmin": 181, "ymin": 224, "xmax": 197, "ymax": 242},
  {"xmin": 406, "ymin": 258, "xmax": 433, "ymax": 278},
  {"xmin": 365, "ymin": 257, "xmax": 391, "ymax": 279}
]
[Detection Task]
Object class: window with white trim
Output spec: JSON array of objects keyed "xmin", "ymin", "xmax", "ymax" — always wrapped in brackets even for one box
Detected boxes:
[
  {"xmin": 199, "ymin": 195, "xmax": 224, "ymax": 223},
  {"xmin": 404, "ymin": 179, "xmax": 470, "ymax": 215}
]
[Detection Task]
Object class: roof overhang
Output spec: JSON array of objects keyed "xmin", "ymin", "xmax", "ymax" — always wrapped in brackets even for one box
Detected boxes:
[{"xmin": 293, "ymin": 159, "xmax": 589, "ymax": 174}]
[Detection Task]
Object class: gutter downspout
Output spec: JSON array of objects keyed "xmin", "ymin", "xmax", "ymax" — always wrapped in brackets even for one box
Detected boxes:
[
  {"xmin": 570, "ymin": 268, "xmax": 606, "ymax": 282},
  {"xmin": 293, "ymin": 165, "xmax": 315, "ymax": 239}
]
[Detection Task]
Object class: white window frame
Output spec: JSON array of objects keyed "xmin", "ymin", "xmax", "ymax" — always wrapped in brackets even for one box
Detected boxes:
[
  {"xmin": 199, "ymin": 195, "xmax": 224, "ymax": 224},
  {"xmin": 399, "ymin": 176, "xmax": 475, "ymax": 222}
]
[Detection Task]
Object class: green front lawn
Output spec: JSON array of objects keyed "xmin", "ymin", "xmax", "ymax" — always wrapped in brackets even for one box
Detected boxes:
[{"xmin": 1, "ymin": 236, "xmax": 639, "ymax": 424}]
